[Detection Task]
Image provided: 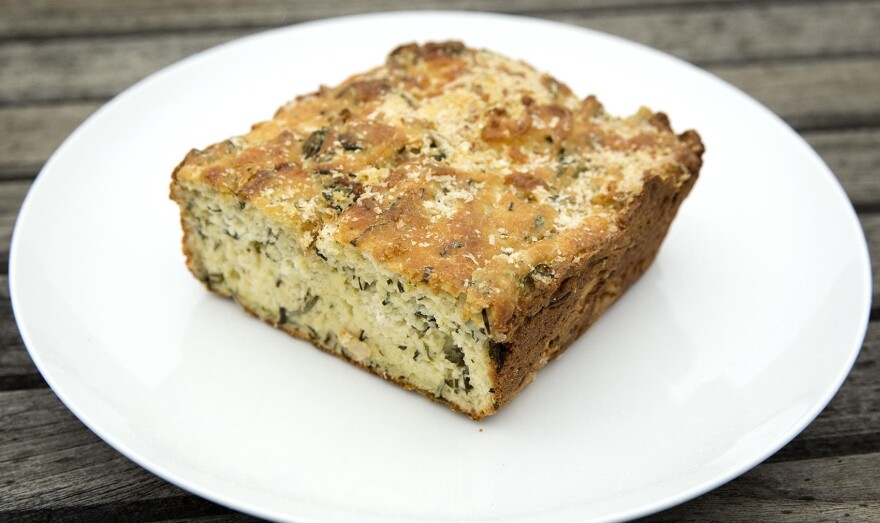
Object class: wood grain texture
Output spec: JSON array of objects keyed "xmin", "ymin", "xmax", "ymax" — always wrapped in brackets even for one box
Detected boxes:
[
  {"xmin": 2, "ymin": 1, "xmax": 876, "ymax": 67},
  {"xmin": 803, "ymin": 129, "xmax": 880, "ymax": 209},
  {"xmin": 0, "ymin": 389, "xmax": 198, "ymax": 511},
  {"xmin": 0, "ymin": 32, "xmax": 238, "ymax": 105},
  {"xmin": 2, "ymin": 500, "xmax": 256, "ymax": 523},
  {"xmin": 564, "ymin": 0, "xmax": 880, "ymax": 64},
  {"xmin": 0, "ymin": 103, "xmax": 100, "ymax": 179},
  {"xmin": 862, "ymin": 213, "xmax": 880, "ymax": 304},
  {"xmin": 0, "ymin": 180, "xmax": 30, "ymax": 273},
  {"xmin": 2, "ymin": 35, "xmax": 878, "ymax": 129},
  {"xmin": 709, "ymin": 57, "xmax": 880, "ymax": 130},
  {"xmin": 643, "ymin": 481, "xmax": 880, "ymax": 522},
  {"xmin": 0, "ymin": 0, "xmax": 820, "ymax": 39},
  {"xmin": 0, "ymin": 275, "xmax": 44, "ymax": 390},
  {"xmin": 769, "ymin": 322, "xmax": 880, "ymax": 463},
  {"xmin": 646, "ymin": 453, "xmax": 880, "ymax": 521}
]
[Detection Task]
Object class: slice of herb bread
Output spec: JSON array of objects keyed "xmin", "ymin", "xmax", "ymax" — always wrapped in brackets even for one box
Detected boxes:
[{"xmin": 170, "ymin": 41, "xmax": 703, "ymax": 419}]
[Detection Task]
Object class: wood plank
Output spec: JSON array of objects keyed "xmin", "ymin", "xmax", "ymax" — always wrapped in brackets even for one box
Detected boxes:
[
  {"xmin": 0, "ymin": 32, "xmax": 239, "ymax": 105},
  {"xmin": 1, "ymin": 30, "xmax": 879, "ymax": 128},
  {"xmin": 162, "ymin": 516, "xmax": 259, "ymax": 523},
  {"xmin": 768, "ymin": 319, "xmax": 880, "ymax": 463},
  {"xmin": 643, "ymin": 453, "xmax": 880, "ymax": 522},
  {"xmin": 863, "ymin": 214, "xmax": 880, "ymax": 304},
  {"xmin": 644, "ymin": 496, "xmax": 880, "ymax": 522},
  {"xmin": 0, "ymin": 275, "xmax": 45, "ymax": 390},
  {"xmin": 0, "ymin": 0, "xmax": 795, "ymax": 39},
  {"xmin": 0, "ymin": 184, "xmax": 37, "ymax": 389},
  {"xmin": 2, "ymin": 2, "xmax": 878, "ymax": 68},
  {"xmin": 0, "ymin": 389, "xmax": 189, "ymax": 511},
  {"xmin": 0, "ymin": 180, "xmax": 30, "ymax": 272},
  {"xmin": 163, "ymin": 516, "xmax": 260, "ymax": 523},
  {"xmin": 566, "ymin": 0, "xmax": 880, "ymax": 64},
  {"xmin": 707, "ymin": 57, "xmax": 880, "ymax": 130},
  {"xmin": 1, "ymin": 498, "xmax": 251, "ymax": 522},
  {"xmin": 0, "ymin": 103, "xmax": 100, "ymax": 179},
  {"xmin": 700, "ymin": 452, "xmax": 880, "ymax": 500},
  {"xmin": 802, "ymin": 129, "xmax": 880, "ymax": 209}
]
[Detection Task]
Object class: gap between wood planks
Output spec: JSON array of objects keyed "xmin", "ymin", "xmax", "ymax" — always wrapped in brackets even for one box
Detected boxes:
[
  {"xmin": 768, "ymin": 433, "xmax": 880, "ymax": 464},
  {"xmin": 0, "ymin": 497, "xmax": 250, "ymax": 522}
]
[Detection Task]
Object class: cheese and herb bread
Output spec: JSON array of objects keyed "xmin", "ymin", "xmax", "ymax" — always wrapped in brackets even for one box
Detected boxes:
[{"xmin": 170, "ymin": 41, "xmax": 704, "ymax": 419}]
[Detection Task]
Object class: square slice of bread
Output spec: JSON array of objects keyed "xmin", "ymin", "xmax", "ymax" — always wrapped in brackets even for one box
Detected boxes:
[{"xmin": 170, "ymin": 41, "xmax": 704, "ymax": 419}]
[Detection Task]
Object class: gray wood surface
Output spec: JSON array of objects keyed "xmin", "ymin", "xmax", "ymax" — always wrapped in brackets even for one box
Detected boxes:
[
  {"xmin": 0, "ymin": 0, "xmax": 837, "ymax": 39},
  {"xmin": 2, "ymin": 0, "xmax": 878, "ymax": 521}
]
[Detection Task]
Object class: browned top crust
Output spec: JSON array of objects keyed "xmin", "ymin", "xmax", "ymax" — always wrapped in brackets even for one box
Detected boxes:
[{"xmin": 173, "ymin": 41, "xmax": 703, "ymax": 341}]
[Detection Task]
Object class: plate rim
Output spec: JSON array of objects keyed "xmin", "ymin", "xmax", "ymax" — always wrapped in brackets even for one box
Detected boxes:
[{"xmin": 9, "ymin": 10, "xmax": 873, "ymax": 523}]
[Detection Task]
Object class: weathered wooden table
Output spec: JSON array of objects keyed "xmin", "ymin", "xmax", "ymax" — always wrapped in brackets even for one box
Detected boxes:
[{"xmin": 2, "ymin": 1, "xmax": 878, "ymax": 521}]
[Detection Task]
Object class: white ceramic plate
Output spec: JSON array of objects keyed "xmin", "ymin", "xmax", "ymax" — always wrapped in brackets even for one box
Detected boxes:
[{"xmin": 10, "ymin": 11, "xmax": 872, "ymax": 523}]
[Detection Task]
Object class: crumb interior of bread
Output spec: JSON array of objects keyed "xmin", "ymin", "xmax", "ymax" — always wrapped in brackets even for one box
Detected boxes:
[{"xmin": 177, "ymin": 181, "xmax": 495, "ymax": 416}]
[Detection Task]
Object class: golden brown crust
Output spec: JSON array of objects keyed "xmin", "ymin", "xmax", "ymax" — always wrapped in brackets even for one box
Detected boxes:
[{"xmin": 171, "ymin": 41, "xmax": 704, "ymax": 419}]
